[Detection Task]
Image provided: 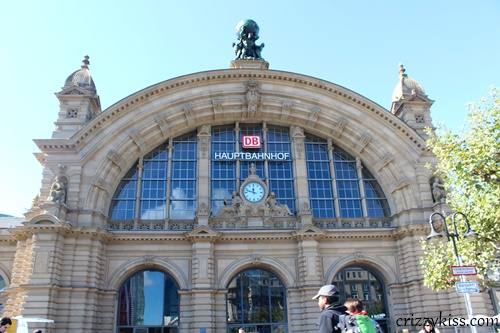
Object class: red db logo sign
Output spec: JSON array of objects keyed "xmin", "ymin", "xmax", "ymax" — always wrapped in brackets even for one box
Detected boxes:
[{"xmin": 242, "ymin": 136, "xmax": 261, "ymax": 148}]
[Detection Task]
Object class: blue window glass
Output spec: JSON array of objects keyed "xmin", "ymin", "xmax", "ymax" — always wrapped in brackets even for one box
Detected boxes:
[
  {"xmin": 110, "ymin": 166, "xmax": 138, "ymax": 220},
  {"xmin": 211, "ymin": 125, "xmax": 237, "ymax": 215},
  {"xmin": 240, "ymin": 124, "xmax": 265, "ymax": 180},
  {"xmin": 226, "ymin": 268, "xmax": 287, "ymax": 333},
  {"xmin": 305, "ymin": 135, "xmax": 335, "ymax": 218},
  {"xmin": 267, "ymin": 126, "xmax": 295, "ymax": 213},
  {"xmin": 170, "ymin": 132, "xmax": 197, "ymax": 219},
  {"xmin": 334, "ymin": 149, "xmax": 363, "ymax": 218},
  {"xmin": 117, "ymin": 270, "xmax": 179, "ymax": 331},
  {"xmin": 141, "ymin": 144, "xmax": 167, "ymax": 220},
  {"xmin": 363, "ymin": 169, "xmax": 389, "ymax": 217}
]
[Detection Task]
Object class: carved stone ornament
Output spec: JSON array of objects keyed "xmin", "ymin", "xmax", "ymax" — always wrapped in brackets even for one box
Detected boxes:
[
  {"xmin": 246, "ymin": 80, "xmax": 260, "ymax": 113},
  {"xmin": 183, "ymin": 103, "xmax": 194, "ymax": 126},
  {"xmin": 281, "ymin": 101, "xmax": 293, "ymax": 120},
  {"xmin": 214, "ymin": 166, "xmax": 292, "ymax": 220},
  {"xmin": 198, "ymin": 125, "xmax": 211, "ymax": 159},
  {"xmin": 212, "ymin": 98, "xmax": 223, "ymax": 119},
  {"xmin": 46, "ymin": 175, "xmax": 68, "ymax": 204},
  {"xmin": 197, "ymin": 202, "xmax": 210, "ymax": 217},
  {"xmin": 430, "ymin": 176, "xmax": 446, "ymax": 203},
  {"xmin": 299, "ymin": 202, "xmax": 312, "ymax": 216}
]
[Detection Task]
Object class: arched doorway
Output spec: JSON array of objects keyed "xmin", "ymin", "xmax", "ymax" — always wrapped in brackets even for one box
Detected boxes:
[
  {"xmin": 332, "ymin": 265, "xmax": 388, "ymax": 331},
  {"xmin": 226, "ymin": 268, "xmax": 288, "ymax": 333},
  {"xmin": 117, "ymin": 270, "xmax": 179, "ymax": 333}
]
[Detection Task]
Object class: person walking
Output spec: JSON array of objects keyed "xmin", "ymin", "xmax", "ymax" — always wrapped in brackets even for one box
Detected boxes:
[
  {"xmin": 313, "ymin": 284, "xmax": 346, "ymax": 333},
  {"xmin": 338, "ymin": 298, "xmax": 383, "ymax": 333}
]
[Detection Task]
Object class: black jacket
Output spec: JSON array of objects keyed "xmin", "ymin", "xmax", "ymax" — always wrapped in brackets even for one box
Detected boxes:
[{"xmin": 317, "ymin": 304, "xmax": 347, "ymax": 333}]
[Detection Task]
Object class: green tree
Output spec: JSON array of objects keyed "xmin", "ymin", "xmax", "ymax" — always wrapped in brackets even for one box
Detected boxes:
[{"xmin": 421, "ymin": 88, "xmax": 500, "ymax": 290}]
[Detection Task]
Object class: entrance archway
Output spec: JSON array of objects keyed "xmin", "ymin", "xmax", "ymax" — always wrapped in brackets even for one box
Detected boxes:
[
  {"xmin": 117, "ymin": 269, "xmax": 179, "ymax": 333},
  {"xmin": 332, "ymin": 265, "xmax": 388, "ymax": 331},
  {"xmin": 226, "ymin": 268, "xmax": 288, "ymax": 333}
]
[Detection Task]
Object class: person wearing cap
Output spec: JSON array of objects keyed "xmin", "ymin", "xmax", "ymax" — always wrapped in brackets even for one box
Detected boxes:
[{"xmin": 312, "ymin": 284, "xmax": 346, "ymax": 333}]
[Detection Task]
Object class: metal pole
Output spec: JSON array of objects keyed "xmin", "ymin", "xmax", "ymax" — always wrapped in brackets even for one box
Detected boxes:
[{"xmin": 450, "ymin": 217, "xmax": 477, "ymax": 333}]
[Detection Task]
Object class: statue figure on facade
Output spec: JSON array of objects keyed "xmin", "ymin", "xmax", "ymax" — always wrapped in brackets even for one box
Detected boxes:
[
  {"xmin": 249, "ymin": 162, "xmax": 257, "ymax": 175},
  {"xmin": 266, "ymin": 192, "xmax": 292, "ymax": 217},
  {"xmin": 430, "ymin": 176, "xmax": 446, "ymax": 203},
  {"xmin": 219, "ymin": 191, "xmax": 244, "ymax": 217},
  {"xmin": 233, "ymin": 19, "xmax": 265, "ymax": 60},
  {"xmin": 47, "ymin": 176, "xmax": 68, "ymax": 204}
]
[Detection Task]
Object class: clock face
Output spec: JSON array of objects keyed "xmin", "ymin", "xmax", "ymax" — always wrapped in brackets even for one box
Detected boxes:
[{"xmin": 242, "ymin": 182, "xmax": 265, "ymax": 203}]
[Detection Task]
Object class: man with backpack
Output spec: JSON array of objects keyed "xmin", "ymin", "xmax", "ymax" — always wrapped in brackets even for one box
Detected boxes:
[
  {"xmin": 338, "ymin": 299, "xmax": 384, "ymax": 333},
  {"xmin": 312, "ymin": 284, "xmax": 347, "ymax": 333}
]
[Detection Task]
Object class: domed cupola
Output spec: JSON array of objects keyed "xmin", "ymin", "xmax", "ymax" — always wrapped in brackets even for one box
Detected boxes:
[
  {"xmin": 391, "ymin": 64, "xmax": 426, "ymax": 103},
  {"xmin": 63, "ymin": 55, "xmax": 97, "ymax": 95},
  {"xmin": 390, "ymin": 64, "xmax": 434, "ymax": 140},
  {"xmin": 52, "ymin": 56, "xmax": 101, "ymax": 139}
]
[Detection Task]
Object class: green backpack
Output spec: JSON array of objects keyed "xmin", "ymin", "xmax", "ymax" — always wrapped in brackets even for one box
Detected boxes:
[{"xmin": 341, "ymin": 314, "xmax": 378, "ymax": 333}]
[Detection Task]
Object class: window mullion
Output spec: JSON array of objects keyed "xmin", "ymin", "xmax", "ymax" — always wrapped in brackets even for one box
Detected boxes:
[
  {"xmin": 235, "ymin": 123, "xmax": 240, "ymax": 189},
  {"xmin": 328, "ymin": 140, "xmax": 340, "ymax": 219},
  {"xmin": 134, "ymin": 158, "xmax": 144, "ymax": 228},
  {"xmin": 356, "ymin": 157, "xmax": 368, "ymax": 219},
  {"xmin": 165, "ymin": 138, "xmax": 173, "ymax": 223},
  {"xmin": 263, "ymin": 122, "xmax": 269, "ymax": 185}
]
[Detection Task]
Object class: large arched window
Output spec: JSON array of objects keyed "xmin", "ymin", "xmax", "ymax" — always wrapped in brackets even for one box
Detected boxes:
[
  {"xmin": 117, "ymin": 270, "xmax": 179, "ymax": 333},
  {"xmin": 110, "ymin": 131, "xmax": 197, "ymax": 222},
  {"xmin": 332, "ymin": 266, "xmax": 388, "ymax": 332},
  {"xmin": 226, "ymin": 268, "xmax": 287, "ymax": 333},
  {"xmin": 0, "ymin": 275, "xmax": 6, "ymax": 314},
  {"xmin": 305, "ymin": 134, "xmax": 389, "ymax": 218}
]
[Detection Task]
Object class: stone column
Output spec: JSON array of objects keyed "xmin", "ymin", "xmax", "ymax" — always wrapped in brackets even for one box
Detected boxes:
[
  {"xmin": 185, "ymin": 228, "xmax": 220, "ymax": 333},
  {"xmin": 291, "ymin": 230, "xmax": 325, "ymax": 332},
  {"xmin": 291, "ymin": 126, "xmax": 312, "ymax": 225},
  {"xmin": 197, "ymin": 125, "xmax": 211, "ymax": 225},
  {"xmin": 4, "ymin": 224, "xmax": 69, "ymax": 331}
]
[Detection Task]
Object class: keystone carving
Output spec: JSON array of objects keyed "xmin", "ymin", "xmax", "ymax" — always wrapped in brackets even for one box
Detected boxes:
[{"xmin": 246, "ymin": 80, "xmax": 260, "ymax": 114}]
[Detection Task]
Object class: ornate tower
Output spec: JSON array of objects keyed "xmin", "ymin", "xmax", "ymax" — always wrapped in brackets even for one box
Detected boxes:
[
  {"xmin": 52, "ymin": 55, "xmax": 101, "ymax": 139},
  {"xmin": 390, "ymin": 64, "xmax": 433, "ymax": 139}
]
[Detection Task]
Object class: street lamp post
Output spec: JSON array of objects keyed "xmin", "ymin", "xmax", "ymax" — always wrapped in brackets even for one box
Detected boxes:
[{"xmin": 427, "ymin": 212, "xmax": 478, "ymax": 333}]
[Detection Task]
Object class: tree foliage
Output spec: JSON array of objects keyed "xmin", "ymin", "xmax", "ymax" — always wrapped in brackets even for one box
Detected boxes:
[{"xmin": 421, "ymin": 88, "xmax": 500, "ymax": 290}]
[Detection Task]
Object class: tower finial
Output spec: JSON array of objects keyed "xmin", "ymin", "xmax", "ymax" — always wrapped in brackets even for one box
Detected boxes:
[
  {"xmin": 399, "ymin": 63, "xmax": 407, "ymax": 77},
  {"xmin": 81, "ymin": 55, "xmax": 90, "ymax": 69}
]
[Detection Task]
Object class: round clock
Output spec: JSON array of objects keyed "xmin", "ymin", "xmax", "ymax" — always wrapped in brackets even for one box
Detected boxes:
[{"xmin": 242, "ymin": 181, "xmax": 265, "ymax": 203}]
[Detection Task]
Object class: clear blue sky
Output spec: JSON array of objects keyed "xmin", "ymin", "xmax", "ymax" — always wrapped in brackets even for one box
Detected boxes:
[{"xmin": 0, "ymin": 0, "xmax": 498, "ymax": 217}]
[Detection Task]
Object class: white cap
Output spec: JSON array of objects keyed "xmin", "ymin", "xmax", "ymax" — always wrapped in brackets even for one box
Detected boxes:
[{"xmin": 312, "ymin": 284, "xmax": 339, "ymax": 300}]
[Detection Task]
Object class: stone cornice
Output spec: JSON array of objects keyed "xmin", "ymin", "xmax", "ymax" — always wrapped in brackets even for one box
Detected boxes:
[
  {"xmin": 34, "ymin": 69, "xmax": 426, "ymax": 154},
  {"xmin": 2, "ymin": 224, "xmax": 426, "ymax": 243},
  {"xmin": 391, "ymin": 223, "xmax": 429, "ymax": 240}
]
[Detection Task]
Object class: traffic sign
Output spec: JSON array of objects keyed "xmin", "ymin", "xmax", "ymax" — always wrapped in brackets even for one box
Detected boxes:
[
  {"xmin": 451, "ymin": 266, "xmax": 477, "ymax": 276},
  {"xmin": 455, "ymin": 281, "xmax": 480, "ymax": 294}
]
